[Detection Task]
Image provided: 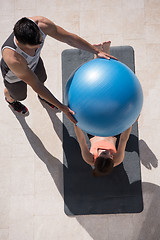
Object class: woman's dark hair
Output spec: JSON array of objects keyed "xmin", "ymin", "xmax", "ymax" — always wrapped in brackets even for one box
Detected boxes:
[
  {"xmin": 13, "ymin": 17, "xmax": 42, "ymax": 45},
  {"xmin": 93, "ymin": 153, "xmax": 114, "ymax": 177}
]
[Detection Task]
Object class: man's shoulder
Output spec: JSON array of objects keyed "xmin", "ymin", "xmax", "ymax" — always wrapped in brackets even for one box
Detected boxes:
[
  {"xmin": 29, "ymin": 16, "xmax": 43, "ymax": 23},
  {"xmin": 3, "ymin": 48, "xmax": 26, "ymax": 67},
  {"xmin": 29, "ymin": 16, "xmax": 56, "ymax": 36},
  {"xmin": 29, "ymin": 16, "xmax": 49, "ymax": 26}
]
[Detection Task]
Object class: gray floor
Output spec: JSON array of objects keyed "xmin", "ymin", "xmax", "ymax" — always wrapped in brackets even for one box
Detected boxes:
[{"xmin": 0, "ymin": 1, "xmax": 160, "ymax": 240}]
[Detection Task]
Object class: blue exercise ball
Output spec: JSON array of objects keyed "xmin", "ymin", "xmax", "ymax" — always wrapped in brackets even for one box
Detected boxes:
[{"xmin": 65, "ymin": 58, "xmax": 143, "ymax": 137}]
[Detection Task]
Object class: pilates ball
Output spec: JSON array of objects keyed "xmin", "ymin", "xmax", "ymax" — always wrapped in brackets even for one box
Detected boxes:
[{"xmin": 65, "ymin": 58, "xmax": 143, "ymax": 136}]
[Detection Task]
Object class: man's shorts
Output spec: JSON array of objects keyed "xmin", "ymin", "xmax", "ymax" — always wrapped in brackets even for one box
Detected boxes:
[{"xmin": 3, "ymin": 57, "xmax": 47, "ymax": 101}]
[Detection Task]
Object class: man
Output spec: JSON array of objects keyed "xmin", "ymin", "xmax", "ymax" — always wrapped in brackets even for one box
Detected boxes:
[{"xmin": 1, "ymin": 16, "xmax": 115, "ymax": 123}]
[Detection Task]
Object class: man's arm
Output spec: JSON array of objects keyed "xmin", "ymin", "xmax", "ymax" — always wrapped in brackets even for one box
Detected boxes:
[
  {"xmin": 3, "ymin": 49, "xmax": 76, "ymax": 123},
  {"xmin": 32, "ymin": 16, "xmax": 117, "ymax": 60},
  {"xmin": 113, "ymin": 126, "xmax": 132, "ymax": 167},
  {"xmin": 74, "ymin": 125, "xmax": 94, "ymax": 166}
]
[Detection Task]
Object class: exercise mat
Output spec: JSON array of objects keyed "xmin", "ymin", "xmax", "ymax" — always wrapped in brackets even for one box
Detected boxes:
[{"xmin": 62, "ymin": 46, "xmax": 143, "ymax": 216}]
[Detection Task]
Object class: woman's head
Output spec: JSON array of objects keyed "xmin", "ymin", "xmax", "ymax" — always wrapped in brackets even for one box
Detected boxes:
[
  {"xmin": 13, "ymin": 17, "xmax": 42, "ymax": 46},
  {"xmin": 93, "ymin": 151, "xmax": 114, "ymax": 177}
]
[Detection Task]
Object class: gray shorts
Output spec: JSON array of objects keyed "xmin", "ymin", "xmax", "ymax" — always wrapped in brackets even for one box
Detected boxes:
[{"xmin": 3, "ymin": 57, "xmax": 47, "ymax": 101}]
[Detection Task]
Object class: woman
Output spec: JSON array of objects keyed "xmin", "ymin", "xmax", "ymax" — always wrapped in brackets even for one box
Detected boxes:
[
  {"xmin": 73, "ymin": 41, "xmax": 133, "ymax": 177},
  {"xmin": 74, "ymin": 124, "xmax": 132, "ymax": 177}
]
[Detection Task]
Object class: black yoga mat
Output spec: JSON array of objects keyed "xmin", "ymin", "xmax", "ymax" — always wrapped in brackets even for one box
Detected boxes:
[{"xmin": 62, "ymin": 46, "xmax": 143, "ymax": 216}]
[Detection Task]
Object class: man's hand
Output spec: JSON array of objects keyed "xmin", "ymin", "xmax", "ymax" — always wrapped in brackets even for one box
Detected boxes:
[
  {"xmin": 62, "ymin": 105, "xmax": 77, "ymax": 124},
  {"xmin": 97, "ymin": 51, "xmax": 118, "ymax": 60}
]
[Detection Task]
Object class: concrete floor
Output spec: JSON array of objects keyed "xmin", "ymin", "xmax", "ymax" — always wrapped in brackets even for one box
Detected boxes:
[{"xmin": 0, "ymin": 0, "xmax": 160, "ymax": 239}]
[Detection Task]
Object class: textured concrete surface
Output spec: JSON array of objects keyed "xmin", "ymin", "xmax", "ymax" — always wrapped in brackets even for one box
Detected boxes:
[{"xmin": 0, "ymin": 0, "xmax": 160, "ymax": 239}]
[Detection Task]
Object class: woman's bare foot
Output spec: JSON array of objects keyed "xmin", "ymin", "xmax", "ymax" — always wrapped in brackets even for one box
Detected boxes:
[
  {"xmin": 93, "ymin": 41, "xmax": 118, "ymax": 60},
  {"xmin": 102, "ymin": 41, "xmax": 111, "ymax": 54},
  {"xmin": 93, "ymin": 44, "xmax": 103, "ymax": 58},
  {"xmin": 93, "ymin": 43, "xmax": 103, "ymax": 51}
]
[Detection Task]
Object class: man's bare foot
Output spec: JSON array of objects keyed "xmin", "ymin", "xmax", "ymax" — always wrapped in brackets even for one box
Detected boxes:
[
  {"xmin": 102, "ymin": 41, "xmax": 111, "ymax": 54},
  {"xmin": 93, "ymin": 44, "xmax": 103, "ymax": 58}
]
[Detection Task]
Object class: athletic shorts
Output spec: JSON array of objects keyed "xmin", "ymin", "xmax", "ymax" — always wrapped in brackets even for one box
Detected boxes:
[
  {"xmin": 87, "ymin": 133, "xmax": 121, "ymax": 139},
  {"xmin": 87, "ymin": 133, "xmax": 121, "ymax": 149},
  {"xmin": 3, "ymin": 57, "xmax": 47, "ymax": 101}
]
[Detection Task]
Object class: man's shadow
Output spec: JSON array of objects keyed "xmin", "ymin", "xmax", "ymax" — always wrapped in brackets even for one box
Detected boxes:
[
  {"xmin": 12, "ymin": 103, "xmax": 82, "ymax": 200},
  {"xmin": 12, "ymin": 103, "xmax": 130, "ymax": 203},
  {"xmin": 12, "ymin": 108, "xmax": 65, "ymax": 198},
  {"xmin": 12, "ymin": 103, "xmax": 159, "ymax": 240},
  {"xmin": 12, "ymin": 102, "xmax": 159, "ymax": 199}
]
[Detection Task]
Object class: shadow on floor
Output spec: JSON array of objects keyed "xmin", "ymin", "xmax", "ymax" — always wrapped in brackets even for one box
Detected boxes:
[
  {"xmin": 139, "ymin": 140, "xmax": 158, "ymax": 169},
  {"xmin": 12, "ymin": 109, "xmax": 64, "ymax": 198},
  {"xmin": 75, "ymin": 182, "xmax": 160, "ymax": 240},
  {"xmin": 12, "ymin": 104, "xmax": 159, "ymax": 240},
  {"xmin": 133, "ymin": 182, "xmax": 160, "ymax": 240}
]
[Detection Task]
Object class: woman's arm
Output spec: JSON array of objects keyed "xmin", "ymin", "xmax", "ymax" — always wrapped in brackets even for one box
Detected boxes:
[
  {"xmin": 113, "ymin": 126, "xmax": 132, "ymax": 167},
  {"xmin": 74, "ymin": 125, "xmax": 94, "ymax": 166}
]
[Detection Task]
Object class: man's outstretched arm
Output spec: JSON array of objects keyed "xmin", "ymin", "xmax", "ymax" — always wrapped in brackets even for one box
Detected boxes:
[{"xmin": 33, "ymin": 16, "xmax": 117, "ymax": 60}]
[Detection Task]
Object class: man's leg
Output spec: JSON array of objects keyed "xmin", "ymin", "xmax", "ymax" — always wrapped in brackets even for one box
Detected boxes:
[
  {"xmin": 4, "ymin": 80, "xmax": 28, "ymax": 114},
  {"xmin": 4, "ymin": 88, "xmax": 14, "ymax": 103}
]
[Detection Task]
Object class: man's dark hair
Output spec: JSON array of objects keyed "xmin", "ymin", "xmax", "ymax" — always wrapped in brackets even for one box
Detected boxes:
[
  {"xmin": 13, "ymin": 17, "xmax": 42, "ymax": 45},
  {"xmin": 93, "ymin": 153, "xmax": 114, "ymax": 177}
]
